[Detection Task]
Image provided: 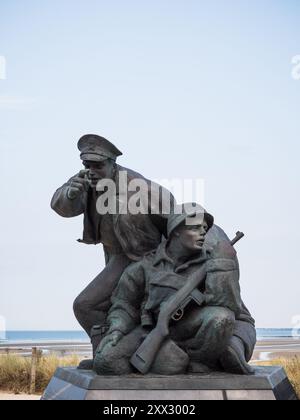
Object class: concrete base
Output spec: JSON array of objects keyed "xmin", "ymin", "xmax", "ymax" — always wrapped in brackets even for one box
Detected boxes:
[{"xmin": 42, "ymin": 366, "xmax": 297, "ymax": 401}]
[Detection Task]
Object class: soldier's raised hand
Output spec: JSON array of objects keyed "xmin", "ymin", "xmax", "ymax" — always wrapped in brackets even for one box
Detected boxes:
[{"xmin": 67, "ymin": 170, "xmax": 90, "ymax": 200}]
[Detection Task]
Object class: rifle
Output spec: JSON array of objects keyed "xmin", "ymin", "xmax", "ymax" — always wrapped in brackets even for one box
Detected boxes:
[{"xmin": 130, "ymin": 231, "xmax": 244, "ymax": 374}]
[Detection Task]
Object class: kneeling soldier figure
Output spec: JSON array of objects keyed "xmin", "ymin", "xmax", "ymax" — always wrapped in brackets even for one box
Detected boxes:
[{"xmin": 94, "ymin": 204, "xmax": 256, "ymax": 375}]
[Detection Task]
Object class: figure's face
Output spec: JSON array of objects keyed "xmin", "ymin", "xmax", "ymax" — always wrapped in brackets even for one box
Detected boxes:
[
  {"xmin": 82, "ymin": 160, "xmax": 115, "ymax": 187},
  {"xmin": 176, "ymin": 220, "xmax": 209, "ymax": 254}
]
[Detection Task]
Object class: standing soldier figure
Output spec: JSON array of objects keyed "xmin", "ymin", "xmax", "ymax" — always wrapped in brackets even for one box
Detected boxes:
[{"xmin": 51, "ymin": 134, "xmax": 174, "ymax": 368}]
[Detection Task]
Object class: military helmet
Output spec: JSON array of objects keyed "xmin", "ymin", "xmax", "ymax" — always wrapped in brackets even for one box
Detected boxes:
[{"xmin": 167, "ymin": 203, "xmax": 214, "ymax": 238}]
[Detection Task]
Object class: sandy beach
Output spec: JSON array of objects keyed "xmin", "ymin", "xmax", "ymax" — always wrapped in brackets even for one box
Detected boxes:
[
  {"xmin": 0, "ymin": 337, "xmax": 299, "ymax": 400},
  {"xmin": 0, "ymin": 340, "xmax": 92, "ymax": 358},
  {"xmin": 0, "ymin": 392, "xmax": 40, "ymax": 400},
  {"xmin": 252, "ymin": 338, "xmax": 300, "ymax": 362},
  {"xmin": 1, "ymin": 337, "xmax": 300, "ymax": 362}
]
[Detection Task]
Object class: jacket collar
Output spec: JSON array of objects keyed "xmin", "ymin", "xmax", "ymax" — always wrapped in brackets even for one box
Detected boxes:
[{"xmin": 153, "ymin": 240, "xmax": 212, "ymax": 272}]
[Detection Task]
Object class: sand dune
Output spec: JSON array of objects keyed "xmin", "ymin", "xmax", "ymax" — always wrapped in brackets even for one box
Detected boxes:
[{"xmin": 0, "ymin": 392, "xmax": 40, "ymax": 400}]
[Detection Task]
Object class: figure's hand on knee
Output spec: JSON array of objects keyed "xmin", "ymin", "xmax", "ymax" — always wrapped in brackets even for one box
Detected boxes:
[
  {"xmin": 96, "ymin": 331, "xmax": 124, "ymax": 354},
  {"xmin": 110, "ymin": 331, "xmax": 124, "ymax": 346}
]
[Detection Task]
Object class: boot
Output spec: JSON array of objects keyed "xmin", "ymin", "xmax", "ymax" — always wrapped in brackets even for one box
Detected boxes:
[
  {"xmin": 219, "ymin": 336, "xmax": 255, "ymax": 375},
  {"xmin": 188, "ymin": 361, "xmax": 212, "ymax": 374},
  {"xmin": 77, "ymin": 324, "xmax": 109, "ymax": 370}
]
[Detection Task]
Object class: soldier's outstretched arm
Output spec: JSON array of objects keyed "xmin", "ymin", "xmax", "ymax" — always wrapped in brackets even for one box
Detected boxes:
[{"xmin": 50, "ymin": 171, "xmax": 89, "ymax": 217}]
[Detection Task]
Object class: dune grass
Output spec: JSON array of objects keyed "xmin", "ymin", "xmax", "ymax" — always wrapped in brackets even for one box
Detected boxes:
[
  {"xmin": 0, "ymin": 354, "xmax": 299, "ymax": 398},
  {"xmin": 0, "ymin": 354, "xmax": 80, "ymax": 395},
  {"xmin": 256, "ymin": 356, "xmax": 300, "ymax": 398}
]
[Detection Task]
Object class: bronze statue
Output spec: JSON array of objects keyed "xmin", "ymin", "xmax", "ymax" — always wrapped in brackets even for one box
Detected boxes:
[
  {"xmin": 51, "ymin": 135, "xmax": 256, "ymax": 375},
  {"xmin": 93, "ymin": 205, "xmax": 256, "ymax": 375}
]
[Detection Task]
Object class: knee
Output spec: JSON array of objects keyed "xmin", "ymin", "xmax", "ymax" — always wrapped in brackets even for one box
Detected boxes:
[
  {"xmin": 93, "ymin": 347, "xmax": 132, "ymax": 376},
  {"xmin": 208, "ymin": 307, "xmax": 235, "ymax": 330},
  {"xmin": 93, "ymin": 350, "xmax": 114, "ymax": 375},
  {"xmin": 73, "ymin": 294, "xmax": 89, "ymax": 320},
  {"xmin": 151, "ymin": 339, "xmax": 189, "ymax": 375}
]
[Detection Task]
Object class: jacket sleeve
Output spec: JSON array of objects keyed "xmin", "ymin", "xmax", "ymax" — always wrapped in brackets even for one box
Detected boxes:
[
  {"xmin": 107, "ymin": 262, "xmax": 146, "ymax": 335},
  {"xmin": 204, "ymin": 258, "xmax": 242, "ymax": 317},
  {"xmin": 50, "ymin": 174, "xmax": 87, "ymax": 218}
]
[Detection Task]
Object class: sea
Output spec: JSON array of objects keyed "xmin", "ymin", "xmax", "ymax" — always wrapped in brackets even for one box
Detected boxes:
[{"xmin": 0, "ymin": 329, "xmax": 298, "ymax": 344}]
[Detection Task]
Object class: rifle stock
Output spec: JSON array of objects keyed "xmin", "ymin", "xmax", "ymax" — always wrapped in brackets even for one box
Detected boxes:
[
  {"xmin": 130, "ymin": 264, "xmax": 207, "ymax": 373},
  {"xmin": 130, "ymin": 322, "xmax": 169, "ymax": 374}
]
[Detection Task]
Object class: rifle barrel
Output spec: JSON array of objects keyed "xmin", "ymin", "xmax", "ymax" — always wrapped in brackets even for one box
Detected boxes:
[{"xmin": 231, "ymin": 231, "xmax": 244, "ymax": 246}]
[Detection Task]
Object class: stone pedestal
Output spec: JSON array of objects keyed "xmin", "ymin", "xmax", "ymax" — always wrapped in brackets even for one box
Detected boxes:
[{"xmin": 42, "ymin": 366, "xmax": 297, "ymax": 401}]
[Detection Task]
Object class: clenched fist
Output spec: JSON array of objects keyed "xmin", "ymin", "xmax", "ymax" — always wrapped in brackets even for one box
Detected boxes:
[{"xmin": 67, "ymin": 170, "xmax": 90, "ymax": 200}]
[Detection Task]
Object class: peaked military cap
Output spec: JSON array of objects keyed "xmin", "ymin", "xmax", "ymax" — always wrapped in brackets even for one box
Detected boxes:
[{"xmin": 78, "ymin": 134, "xmax": 123, "ymax": 162}]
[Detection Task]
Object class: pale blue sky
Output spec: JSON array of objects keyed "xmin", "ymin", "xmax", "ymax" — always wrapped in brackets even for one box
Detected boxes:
[{"xmin": 0, "ymin": 0, "xmax": 300, "ymax": 330}]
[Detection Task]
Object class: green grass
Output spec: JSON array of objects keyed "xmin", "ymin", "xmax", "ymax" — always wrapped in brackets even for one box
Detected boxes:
[{"xmin": 0, "ymin": 354, "xmax": 80, "ymax": 395}]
